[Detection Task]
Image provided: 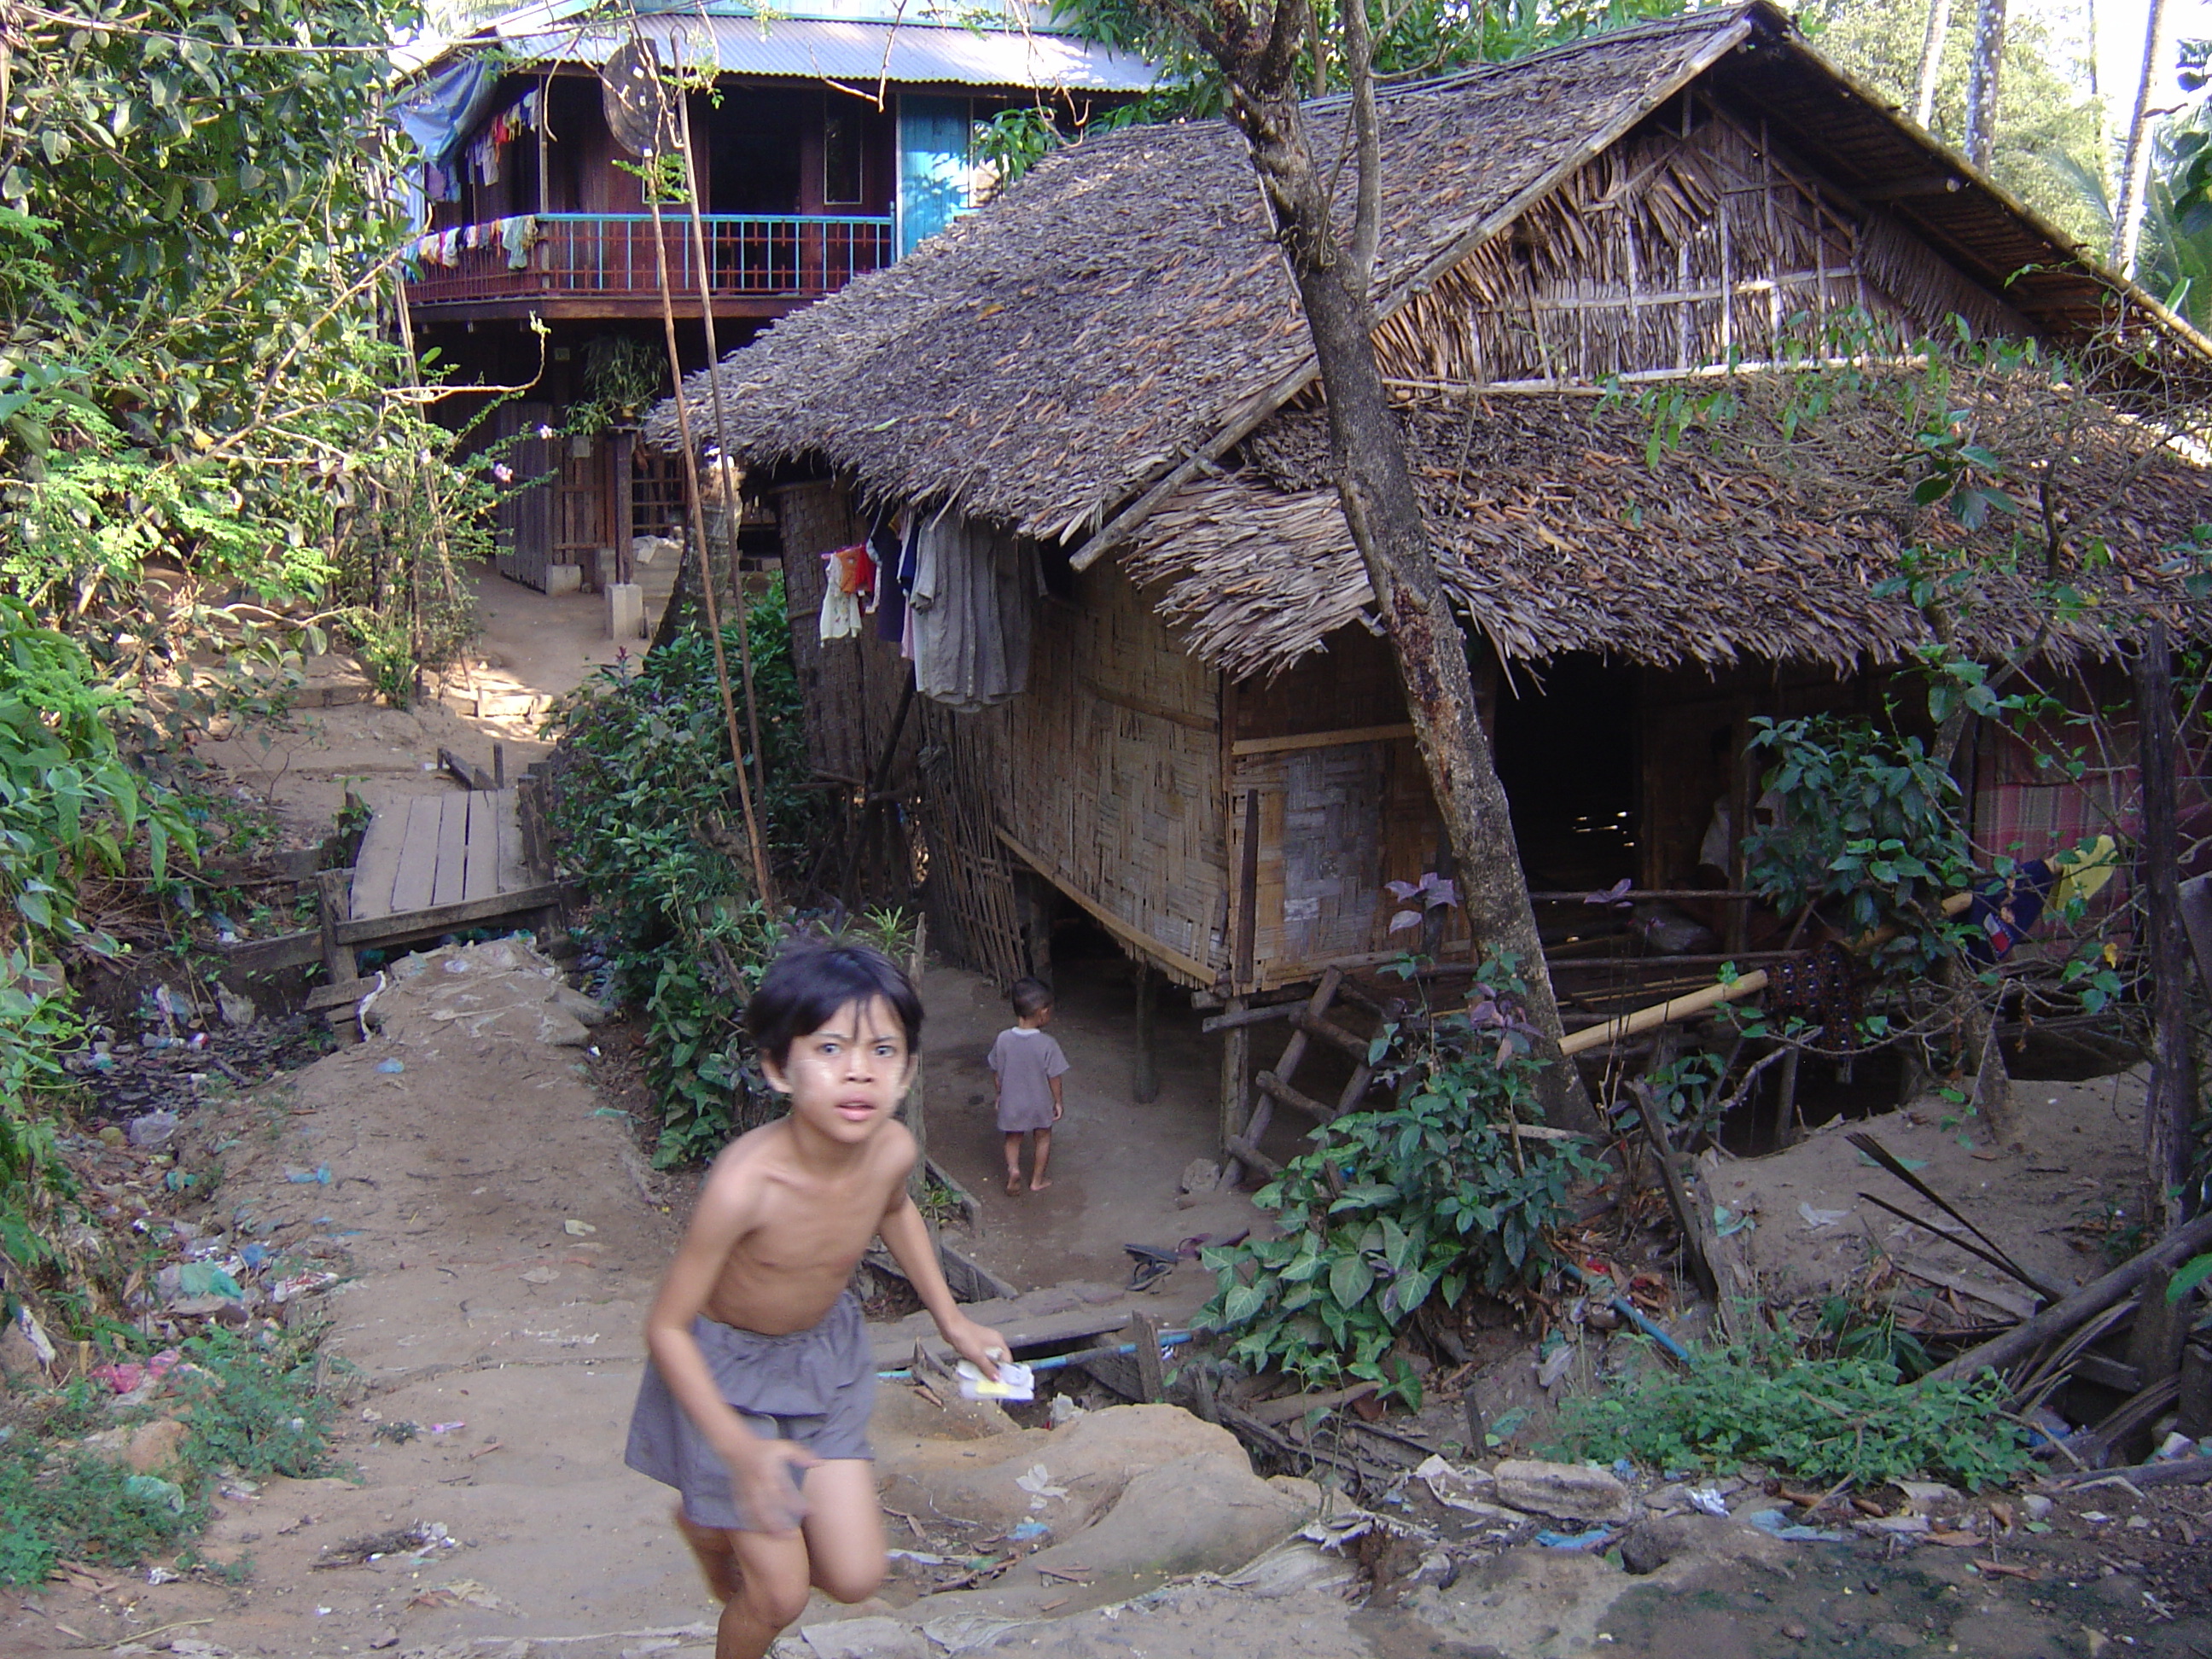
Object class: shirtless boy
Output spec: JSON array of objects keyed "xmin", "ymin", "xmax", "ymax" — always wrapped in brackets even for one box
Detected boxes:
[{"xmin": 625, "ymin": 943, "xmax": 1005, "ymax": 1659}]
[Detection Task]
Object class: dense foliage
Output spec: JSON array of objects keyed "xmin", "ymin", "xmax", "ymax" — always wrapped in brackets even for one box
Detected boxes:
[
  {"xmin": 1740, "ymin": 713, "xmax": 1978, "ymax": 977},
  {"xmin": 1, "ymin": 0, "xmax": 484, "ymax": 688},
  {"xmin": 0, "ymin": 601, "xmax": 196, "ymax": 1277},
  {"xmin": 1549, "ymin": 1322, "xmax": 2035, "ymax": 1490},
  {"xmin": 543, "ymin": 582, "xmax": 826, "ymax": 1165},
  {"xmin": 1202, "ymin": 954, "xmax": 1598, "ymax": 1405},
  {"xmin": 0, "ymin": 0, "xmax": 491, "ymax": 1330}
]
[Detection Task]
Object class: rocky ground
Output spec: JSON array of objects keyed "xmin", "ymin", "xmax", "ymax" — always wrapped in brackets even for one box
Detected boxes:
[{"xmin": 5, "ymin": 923, "xmax": 2208, "ymax": 1659}]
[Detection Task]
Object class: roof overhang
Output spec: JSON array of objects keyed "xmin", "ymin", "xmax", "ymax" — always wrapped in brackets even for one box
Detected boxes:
[{"xmin": 418, "ymin": 0, "xmax": 1164, "ymax": 92}]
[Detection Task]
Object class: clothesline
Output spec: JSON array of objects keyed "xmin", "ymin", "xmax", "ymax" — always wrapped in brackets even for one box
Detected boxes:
[
  {"xmin": 424, "ymin": 88, "xmax": 542, "ymax": 200},
  {"xmin": 818, "ymin": 511, "xmax": 1036, "ymax": 714},
  {"xmin": 404, "ymin": 215, "xmax": 541, "ymax": 271}
]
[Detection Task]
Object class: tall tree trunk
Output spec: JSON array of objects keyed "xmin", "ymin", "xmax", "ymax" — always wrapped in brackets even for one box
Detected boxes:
[
  {"xmin": 1963, "ymin": 0, "xmax": 2006, "ymax": 170},
  {"xmin": 2113, "ymin": 0, "xmax": 2171, "ymax": 276},
  {"xmin": 1167, "ymin": 0, "xmax": 1598, "ymax": 1134},
  {"xmin": 1913, "ymin": 0, "xmax": 1952, "ymax": 130}
]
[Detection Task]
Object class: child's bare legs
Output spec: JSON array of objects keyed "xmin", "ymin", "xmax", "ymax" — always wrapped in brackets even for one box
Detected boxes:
[
  {"xmin": 1029, "ymin": 1127, "xmax": 1053, "ymax": 1190},
  {"xmin": 684, "ymin": 1463, "xmax": 884, "ymax": 1659},
  {"xmin": 673, "ymin": 1505, "xmax": 741, "ymax": 1602},
  {"xmin": 1003, "ymin": 1131, "xmax": 1024, "ymax": 1196}
]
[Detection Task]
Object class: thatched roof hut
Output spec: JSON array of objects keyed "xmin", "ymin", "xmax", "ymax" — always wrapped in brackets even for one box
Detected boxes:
[{"xmin": 646, "ymin": 1, "xmax": 2210, "ymax": 1034}]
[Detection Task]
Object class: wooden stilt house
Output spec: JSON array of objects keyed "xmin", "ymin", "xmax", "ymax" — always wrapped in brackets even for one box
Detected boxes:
[{"xmin": 649, "ymin": 1, "xmax": 2212, "ymax": 1028}]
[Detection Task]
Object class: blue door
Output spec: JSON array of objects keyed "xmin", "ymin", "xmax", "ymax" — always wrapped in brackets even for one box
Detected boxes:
[{"xmin": 898, "ymin": 95, "xmax": 971, "ymax": 256}]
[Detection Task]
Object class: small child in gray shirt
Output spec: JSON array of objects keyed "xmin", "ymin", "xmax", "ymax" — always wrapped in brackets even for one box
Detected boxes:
[{"xmin": 987, "ymin": 976, "xmax": 1068, "ymax": 1196}]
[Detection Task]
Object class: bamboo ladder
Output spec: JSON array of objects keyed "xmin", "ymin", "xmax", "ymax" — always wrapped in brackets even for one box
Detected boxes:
[{"xmin": 1224, "ymin": 965, "xmax": 1385, "ymax": 1178}]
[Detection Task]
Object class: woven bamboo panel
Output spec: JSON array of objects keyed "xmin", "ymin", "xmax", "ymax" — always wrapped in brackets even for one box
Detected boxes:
[
  {"xmin": 998, "ymin": 562, "xmax": 1228, "ymax": 986},
  {"xmin": 915, "ymin": 697, "xmax": 1031, "ymax": 990},
  {"xmin": 1376, "ymin": 96, "xmax": 2024, "ymax": 392}
]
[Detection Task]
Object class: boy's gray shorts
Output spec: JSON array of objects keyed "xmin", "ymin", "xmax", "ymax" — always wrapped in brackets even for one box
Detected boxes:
[{"xmin": 623, "ymin": 1290, "xmax": 875, "ymax": 1531}]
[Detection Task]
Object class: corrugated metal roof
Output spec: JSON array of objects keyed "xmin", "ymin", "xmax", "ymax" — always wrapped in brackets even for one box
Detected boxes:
[{"xmin": 493, "ymin": 11, "xmax": 1163, "ymax": 91}]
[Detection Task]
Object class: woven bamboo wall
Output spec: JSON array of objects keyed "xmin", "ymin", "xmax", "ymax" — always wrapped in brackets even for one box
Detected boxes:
[
  {"xmin": 1376, "ymin": 91, "xmax": 2026, "ymax": 390},
  {"xmin": 998, "ymin": 560, "xmax": 1229, "ymax": 987},
  {"xmin": 1225, "ymin": 626, "xmax": 1469, "ymax": 990}
]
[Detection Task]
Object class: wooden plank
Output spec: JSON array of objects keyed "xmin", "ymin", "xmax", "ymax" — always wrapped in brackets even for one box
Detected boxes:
[
  {"xmin": 348, "ymin": 806, "xmax": 408, "ymax": 922},
  {"xmin": 333, "ymin": 881, "xmax": 566, "ymax": 945},
  {"xmin": 439, "ymin": 747, "xmax": 495, "ymax": 792},
  {"xmin": 304, "ymin": 979, "xmax": 376, "ymax": 1013},
  {"xmin": 389, "ymin": 797, "xmax": 444, "ymax": 914},
  {"xmin": 869, "ymin": 1301, "xmax": 1169, "ymax": 1371},
  {"xmin": 218, "ymin": 930, "xmax": 323, "ymax": 975},
  {"xmin": 1230, "ymin": 723, "xmax": 1417, "ymax": 758},
  {"xmin": 462, "ymin": 791, "xmax": 498, "ymax": 904},
  {"xmin": 429, "ymin": 793, "xmax": 469, "ymax": 909},
  {"xmin": 491, "ymin": 789, "xmax": 528, "ymax": 894}
]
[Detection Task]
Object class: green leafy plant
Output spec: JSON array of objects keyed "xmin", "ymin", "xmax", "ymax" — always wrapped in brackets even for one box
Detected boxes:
[
  {"xmin": 1743, "ymin": 713, "xmax": 1978, "ymax": 977},
  {"xmin": 570, "ymin": 335, "xmax": 667, "ymax": 434},
  {"xmin": 172, "ymin": 1326, "xmax": 341, "ymax": 1480},
  {"xmin": 1202, "ymin": 952, "xmax": 1599, "ymax": 1406},
  {"xmin": 1547, "ymin": 1320, "xmax": 2033, "ymax": 1489},
  {"xmin": 542, "ymin": 583, "xmax": 829, "ymax": 1164},
  {"xmin": 0, "ymin": 1436, "xmax": 204, "ymax": 1586}
]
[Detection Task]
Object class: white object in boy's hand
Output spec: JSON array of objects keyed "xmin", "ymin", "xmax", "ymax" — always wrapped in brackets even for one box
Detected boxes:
[{"xmin": 957, "ymin": 1359, "xmax": 1035, "ymax": 1401}]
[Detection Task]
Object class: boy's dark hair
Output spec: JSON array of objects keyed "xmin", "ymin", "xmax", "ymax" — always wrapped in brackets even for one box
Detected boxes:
[
  {"xmin": 1010, "ymin": 976, "xmax": 1054, "ymax": 1019},
  {"xmin": 747, "ymin": 941, "xmax": 923, "ymax": 1067}
]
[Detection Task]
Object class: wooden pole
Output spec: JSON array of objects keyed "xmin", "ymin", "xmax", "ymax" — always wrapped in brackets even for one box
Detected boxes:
[
  {"xmin": 2137, "ymin": 615, "xmax": 2194, "ymax": 1231},
  {"xmin": 1219, "ymin": 1003, "xmax": 1251, "ymax": 1176},
  {"xmin": 634, "ymin": 37, "xmax": 776, "ymax": 911},
  {"xmin": 676, "ymin": 91, "xmax": 771, "ymax": 817},
  {"xmin": 904, "ymin": 917, "xmax": 932, "ymax": 1221},
  {"xmin": 1922, "ymin": 1208, "xmax": 2212, "ymax": 1386},
  {"xmin": 1133, "ymin": 961, "xmax": 1160, "ymax": 1104},
  {"xmin": 1129, "ymin": 1309, "xmax": 1166, "ymax": 1403}
]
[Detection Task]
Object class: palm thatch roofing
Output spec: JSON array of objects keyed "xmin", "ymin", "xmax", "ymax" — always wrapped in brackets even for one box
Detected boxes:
[
  {"xmin": 647, "ymin": 0, "xmax": 2210, "ymax": 556},
  {"xmin": 1123, "ymin": 380, "xmax": 2212, "ymax": 678}
]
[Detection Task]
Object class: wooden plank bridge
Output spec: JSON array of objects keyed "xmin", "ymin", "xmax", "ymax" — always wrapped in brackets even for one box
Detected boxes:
[{"xmin": 218, "ymin": 766, "xmax": 564, "ymax": 1012}]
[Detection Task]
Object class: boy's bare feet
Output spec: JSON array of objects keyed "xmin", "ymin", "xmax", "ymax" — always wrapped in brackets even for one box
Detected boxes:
[
  {"xmin": 1005, "ymin": 1174, "xmax": 1023, "ymax": 1196},
  {"xmin": 1029, "ymin": 1179, "xmax": 1052, "ymax": 1190}
]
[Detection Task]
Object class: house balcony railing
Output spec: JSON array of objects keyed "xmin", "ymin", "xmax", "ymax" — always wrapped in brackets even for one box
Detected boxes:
[{"xmin": 404, "ymin": 212, "xmax": 897, "ymax": 305}]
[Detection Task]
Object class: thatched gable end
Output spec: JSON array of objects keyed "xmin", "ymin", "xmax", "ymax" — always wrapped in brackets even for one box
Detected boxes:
[
  {"xmin": 649, "ymin": 0, "xmax": 2205, "ymax": 556},
  {"xmin": 647, "ymin": 7, "xmax": 1759, "ymax": 534}
]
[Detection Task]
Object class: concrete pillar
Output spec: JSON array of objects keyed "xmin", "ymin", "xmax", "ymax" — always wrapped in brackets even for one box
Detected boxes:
[{"xmin": 605, "ymin": 582, "xmax": 645, "ymax": 641}]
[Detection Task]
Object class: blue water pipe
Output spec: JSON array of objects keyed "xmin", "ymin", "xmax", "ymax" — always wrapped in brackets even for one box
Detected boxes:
[
  {"xmin": 1558, "ymin": 1262, "xmax": 1693, "ymax": 1364},
  {"xmin": 877, "ymin": 1329, "xmax": 1194, "ymax": 1382}
]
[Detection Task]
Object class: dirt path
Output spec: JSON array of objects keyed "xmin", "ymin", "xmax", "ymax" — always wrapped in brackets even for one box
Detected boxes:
[
  {"xmin": 9, "ymin": 937, "xmax": 2210, "ymax": 1659},
  {"xmin": 8, "ymin": 940, "xmax": 716, "ymax": 1657}
]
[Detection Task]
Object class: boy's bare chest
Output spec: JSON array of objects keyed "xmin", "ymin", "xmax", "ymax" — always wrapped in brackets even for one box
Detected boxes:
[{"xmin": 736, "ymin": 1175, "xmax": 888, "ymax": 1275}]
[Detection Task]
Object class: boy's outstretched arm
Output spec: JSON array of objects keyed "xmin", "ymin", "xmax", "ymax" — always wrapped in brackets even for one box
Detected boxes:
[
  {"xmin": 878, "ymin": 1190, "xmax": 1007, "ymax": 1379},
  {"xmin": 643, "ymin": 1166, "xmax": 815, "ymax": 1533}
]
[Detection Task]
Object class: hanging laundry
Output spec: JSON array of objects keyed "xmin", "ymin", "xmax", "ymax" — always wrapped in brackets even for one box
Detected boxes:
[
  {"xmin": 908, "ymin": 517, "xmax": 1032, "ymax": 712},
  {"xmin": 819, "ymin": 546, "xmax": 865, "ymax": 642},
  {"xmin": 870, "ymin": 514, "xmax": 908, "ymax": 643},
  {"xmin": 498, "ymin": 214, "xmax": 540, "ymax": 270}
]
